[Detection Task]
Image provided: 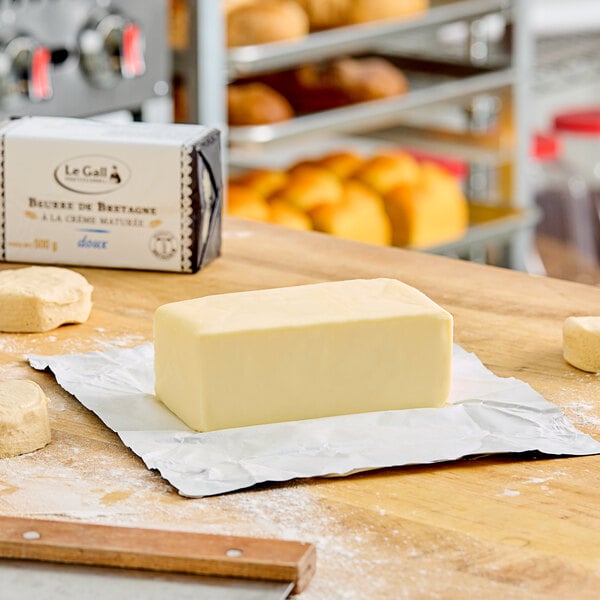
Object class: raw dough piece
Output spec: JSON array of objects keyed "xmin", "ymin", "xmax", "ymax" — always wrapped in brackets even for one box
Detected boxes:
[
  {"xmin": 0, "ymin": 380, "xmax": 51, "ymax": 458},
  {"xmin": 563, "ymin": 316, "xmax": 600, "ymax": 373},
  {"xmin": 0, "ymin": 266, "xmax": 93, "ymax": 332},
  {"xmin": 155, "ymin": 278, "xmax": 453, "ymax": 432}
]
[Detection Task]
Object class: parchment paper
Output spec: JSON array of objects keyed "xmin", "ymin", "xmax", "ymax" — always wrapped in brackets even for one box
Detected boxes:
[{"xmin": 29, "ymin": 344, "xmax": 600, "ymax": 497}]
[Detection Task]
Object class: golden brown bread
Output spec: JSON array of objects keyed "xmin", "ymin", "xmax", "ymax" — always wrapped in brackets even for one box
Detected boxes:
[
  {"xmin": 353, "ymin": 152, "xmax": 420, "ymax": 195},
  {"xmin": 328, "ymin": 57, "xmax": 409, "ymax": 101},
  {"xmin": 269, "ymin": 199, "xmax": 313, "ymax": 230},
  {"xmin": 223, "ymin": 0, "xmax": 257, "ymax": 16},
  {"xmin": 347, "ymin": 0, "xmax": 429, "ymax": 24},
  {"xmin": 232, "ymin": 169, "xmax": 288, "ymax": 198},
  {"xmin": 227, "ymin": 0, "xmax": 309, "ymax": 47},
  {"xmin": 315, "ymin": 150, "xmax": 364, "ymax": 178},
  {"xmin": 292, "ymin": 0, "xmax": 349, "ymax": 29},
  {"xmin": 290, "ymin": 0, "xmax": 428, "ymax": 29},
  {"xmin": 383, "ymin": 162, "xmax": 468, "ymax": 248},
  {"xmin": 310, "ymin": 179, "xmax": 392, "ymax": 245},
  {"xmin": 293, "ymin": 57, "xmax": 409, "ymax": 109},
  {"xmin": 228, "ymin": 82, "xmax": 294, "ymax": 126},
  {"xmin": 226, "ymin": 184, "xmax": 271, "ymax": 221},
  {"xmin": 273, "ymin": 164, "xmax": 343, "ymax": 211}
]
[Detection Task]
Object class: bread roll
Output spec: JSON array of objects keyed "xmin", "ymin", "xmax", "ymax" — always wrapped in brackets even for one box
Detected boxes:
[
  {"xmin": 347, "ymin": 0, "xmax": 429, "ymax": 24},
  {"xmin": 315, "ymin": 150, "xmax": 364, "ymax": 178},
  {"xmin": 293, "ymin": 0, "xmax": 350, "ymax": 29},
  {"xmin": 310, "ymin": 180, "xmax": 392, "ymax": 245},
  {"xmin": 292, "ymin": 56, "xmax": 409, "ymax": 111},
  {"xmin": 327, "ymin": 57, "xmax": 409, "ymax": 101},
  {"xmin": 233, "ymin": 169, "xmax": 288, "ymax": 198},
  {"xmin": 226, "ymin": 184, "xmax": 271, "ymax": 222},
  {"xmin": 224, "ymin": 0, "xmax": 257, "ymax": 16},
  {"xmin": 228, "ymin": 83, "xmax": 294, "ymax": 126},
  {"xmin": 227, "ymin": 0, "xmax": 309, "ymax": 47},
  {"xmin": 353, "ymin": 152, "xmax": 420, "ymax": 195},
  {"xmin": 383, "ymin": 162, "xmax": 468, "ymax": 248},
  {"xmin": 274, "ymin": 165, "xmax": 343, "ymax": 211},
  {"xmin": 269, "ymin": 199, "xmax": 313, "ymax": 231}
]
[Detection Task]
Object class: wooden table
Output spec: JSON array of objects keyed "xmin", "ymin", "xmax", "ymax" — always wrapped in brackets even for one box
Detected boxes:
[{"xmin": 1, "ymin": 217, "xmax": 599, "ymax": 599}]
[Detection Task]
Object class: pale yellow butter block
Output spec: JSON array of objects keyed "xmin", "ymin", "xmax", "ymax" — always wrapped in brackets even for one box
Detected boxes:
[
  {"xmin": 154, "ymin": 278, "xmax": 453, "ymax": 432},
  {"xmin": 563, "ymin": 316, "xmax": 600, "ymax": 373}
]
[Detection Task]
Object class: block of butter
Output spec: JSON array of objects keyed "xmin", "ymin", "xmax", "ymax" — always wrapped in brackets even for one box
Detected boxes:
[
  {"xmin": 0, "ymin": 116, "xmax": 222, "ymax": 273},
  {"xmin": 154, "ymin": 278, "xmax": 453, "ymax": 432}
]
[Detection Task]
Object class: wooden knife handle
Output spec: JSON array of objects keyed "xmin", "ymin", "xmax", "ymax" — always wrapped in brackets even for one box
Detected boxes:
[{"xmin": 0, "ymin": 515, "xmax": 316, "ymax": 594}]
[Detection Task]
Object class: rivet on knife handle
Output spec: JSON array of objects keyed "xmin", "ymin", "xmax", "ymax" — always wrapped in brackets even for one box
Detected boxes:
[{"xmin": 0, "ymin": 516, "xmax": 316, "ymax": 594}]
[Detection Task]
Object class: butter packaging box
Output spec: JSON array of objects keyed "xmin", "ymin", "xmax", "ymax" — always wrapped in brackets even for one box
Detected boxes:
[{"xmin": 0, "ymin": 116, "xmax": 222, "ymax": 273}]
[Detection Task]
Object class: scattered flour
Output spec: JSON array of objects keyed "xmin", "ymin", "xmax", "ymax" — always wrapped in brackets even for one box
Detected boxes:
[{"xmin": 562, "ymin": 402, "xmax": 600, "ymax": 431}]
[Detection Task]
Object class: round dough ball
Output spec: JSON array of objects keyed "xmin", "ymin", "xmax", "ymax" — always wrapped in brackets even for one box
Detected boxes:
[
  {"xmin": 0, "ymin": 380, "xmax": 51, "ymax": 458},
  {"xmin": 0, "ymin": 266, "xmax": 93, "ymax": 333},
  {"xmin": 563, "ymin": 316, "xmax": 600, "ymax": 373}
]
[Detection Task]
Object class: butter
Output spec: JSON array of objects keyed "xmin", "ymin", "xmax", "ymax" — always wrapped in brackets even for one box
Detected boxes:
[{"xmin": 154, "ymin": 278, "xmax": 453, "ymax": 432}]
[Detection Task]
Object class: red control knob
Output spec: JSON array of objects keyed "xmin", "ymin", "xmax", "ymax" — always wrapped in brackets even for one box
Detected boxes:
[
  {"xmin": 29, "ymin": 46, "xmax": 52, "ymax": 101},
  {"xmin": 79, "ymin": 10, "xmax": 146, "ymax": 88},
  {"xmin": 121, "ymin": 22, "xmax": 145, "ymax": 79},
  {"xmin": 0, "ymin": 36, "xmax": 53, "ymax": 102}
]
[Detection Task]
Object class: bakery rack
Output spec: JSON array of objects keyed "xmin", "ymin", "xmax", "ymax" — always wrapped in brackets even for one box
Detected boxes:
[
  {"xmin": 176, "ymin": 0, "xmax": 535, "ymax": 270},
  {"xmin": 226, "ymin": 0, "xmax": 510, "ymax": 79}
]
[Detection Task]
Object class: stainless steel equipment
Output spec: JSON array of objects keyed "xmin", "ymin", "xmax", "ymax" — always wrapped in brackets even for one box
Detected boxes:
[{"xmin": 0, "ymin": 0, "xmax": 170, "ymax": 119}]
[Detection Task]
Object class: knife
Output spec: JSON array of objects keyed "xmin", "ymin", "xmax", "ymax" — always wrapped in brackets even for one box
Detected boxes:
[{"xmin": 0, "ymin": 516, "xmax": 316, "ymax": 599}]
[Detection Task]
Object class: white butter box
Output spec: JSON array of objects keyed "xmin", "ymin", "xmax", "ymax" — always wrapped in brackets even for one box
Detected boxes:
[{"xmin": 0, "ymin": 116, "xmax": 222, "ymax": 273}]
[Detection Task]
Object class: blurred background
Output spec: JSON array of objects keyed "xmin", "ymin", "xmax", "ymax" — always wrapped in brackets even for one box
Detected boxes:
[{"xmin": 2, "ymin": 0, "xmax": 599, "ymax": 284}]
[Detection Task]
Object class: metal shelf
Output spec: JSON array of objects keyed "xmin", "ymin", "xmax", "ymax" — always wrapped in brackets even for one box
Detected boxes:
[
  {"xmin": 229, "ymin": 67, "xmax": 513, "ymax": 145},
  {"xmin": 227, "ymin": 0, "xmax": 511, "ymax": 80}
]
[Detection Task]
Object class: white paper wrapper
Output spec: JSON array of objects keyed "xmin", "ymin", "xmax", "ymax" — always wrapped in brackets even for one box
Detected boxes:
[{"xmin": 30, "ymin": 344, "xmax": 600, "ymax": 497}]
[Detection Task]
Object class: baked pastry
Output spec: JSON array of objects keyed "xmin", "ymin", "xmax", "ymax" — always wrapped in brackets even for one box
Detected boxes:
[
  {"xmin": 353, "ymin": 152, "xmax": 420, "ymax": 195},
  {"xmin": 315, "ymin": 150, "xmax": 364, "ymax": 178},
  {"xmin": 269, "ymin": 199, "xmax": 313, "ymax": 230},
  {"xmin": 233, "ymin": 169, "xmax": 288, "ymax": 198},
  {"xmin": 347, "ymin": 0, "xmax": 429, "ymax": 24},
  {"xmin": 226, "ymin": 184, "xmax": 271, "ymax": 221},
  {"xmin": 325, "ymin": 57, "xmax": 409, "ymax": 102},
  {"xmin": 291, "ymin": 0, "xmax": 427, "ymax": 29},
  {"xmin": 223, "ymin": 0, "xmax": 257, "ymax": 15},
  {"xmin": 227, "ymin": 0, "xmax": 309, "ymax": 47},
  {"xmin": 292, "ymin": 0, "xmax": 349, "ymax": 29},
  {"xmin": 274, "ymin": 164, "xmax": 343, "ymax": 211},
  {"xmin": 383, "ymin": 162, "xmax": 468, "ymax": 248},
  {"xmin": 228, "ymin": 82, "xmax": 294, "ymax": 126},
  {"xmin": 290, "ymin": 56, "xmax": 409, "ymax": 113},
  {"xmin": 310, "ymin": 180, "xmax": 391, "ymax": 245}
]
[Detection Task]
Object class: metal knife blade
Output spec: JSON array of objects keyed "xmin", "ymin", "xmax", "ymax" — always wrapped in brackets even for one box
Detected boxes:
[{"xmin": 0, "ymin": 559, "xmax": 294, "ymax": 600}]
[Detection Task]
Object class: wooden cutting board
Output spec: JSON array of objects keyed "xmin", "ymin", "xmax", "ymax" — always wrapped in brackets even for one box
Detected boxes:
[{"xmin": 1, "ymin": 217, "xmax": 599, "ymax": 599}]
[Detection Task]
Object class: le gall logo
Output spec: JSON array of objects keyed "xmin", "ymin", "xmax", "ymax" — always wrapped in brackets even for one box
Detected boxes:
[{"xmin": 54, "ymin": 155, "xmax": 130, "ymax": 194}]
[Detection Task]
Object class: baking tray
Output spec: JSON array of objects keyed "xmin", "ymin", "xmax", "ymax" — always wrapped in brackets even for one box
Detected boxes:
[
  {"xmin": 227, "ymin": 0, "xmax": 512, "ymax": 79},
  {"xmin": 228, "ymin": 66, "xmax": 514, "ymax": 145}
]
